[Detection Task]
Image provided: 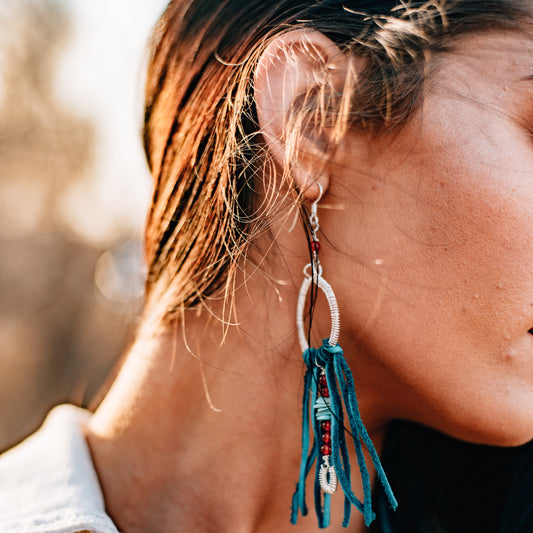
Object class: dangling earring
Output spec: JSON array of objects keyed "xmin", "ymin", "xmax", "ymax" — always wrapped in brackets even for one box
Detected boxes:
[{"xmin": 290, "ymin": 184, "xmax": 397, "ymax": 528}]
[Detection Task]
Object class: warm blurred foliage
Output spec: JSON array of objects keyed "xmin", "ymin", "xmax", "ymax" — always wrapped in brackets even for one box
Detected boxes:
[{"xmin": 0, "ymin": 0, "xmax": 152, "ymax": 450}]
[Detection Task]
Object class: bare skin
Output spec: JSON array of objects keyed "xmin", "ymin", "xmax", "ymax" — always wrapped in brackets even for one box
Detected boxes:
[{"xmin": 86, "ymin": 30, "xmax": 533, "ymax": 533}]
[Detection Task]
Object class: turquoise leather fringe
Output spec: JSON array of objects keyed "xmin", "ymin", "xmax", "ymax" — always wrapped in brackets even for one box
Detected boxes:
[{"xmin": 290, "ymin": 339, "xmax": 398, "ymax": 528}]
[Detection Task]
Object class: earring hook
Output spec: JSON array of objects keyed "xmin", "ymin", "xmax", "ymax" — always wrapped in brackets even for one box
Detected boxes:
[
  {"xmin": 311, "ymin": 182, "xmax": 324, "ymax": 214},
  {"xmin": 309, "ymin": 183, "xmax": 323, "ymax": 237}
]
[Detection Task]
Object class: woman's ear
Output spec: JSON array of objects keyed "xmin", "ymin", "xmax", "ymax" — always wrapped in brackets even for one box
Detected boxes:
[{"xmin": 254, "ymin": 30, "xmax": 349, "ymax": 201}]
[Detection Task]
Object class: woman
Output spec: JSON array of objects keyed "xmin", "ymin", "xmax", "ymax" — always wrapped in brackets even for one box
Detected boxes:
[{"xmin": 0, "ymin": 0, "xmax": 532, "ymax": 531}]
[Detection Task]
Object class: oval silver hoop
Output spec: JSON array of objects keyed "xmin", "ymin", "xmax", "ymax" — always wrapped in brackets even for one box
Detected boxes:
[
  {"xmin": 296, "ymin": 264, "xmax": 340, "ymax": 353},
  {"xmin": 319, "ymin": 461, "xmax": 338, "ymax": 495}
]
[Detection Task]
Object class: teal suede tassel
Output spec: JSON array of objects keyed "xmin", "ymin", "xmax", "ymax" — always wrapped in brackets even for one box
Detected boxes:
[{"xmin": 291, "ymin": 339, "xmax": 398, "ymax": 528}]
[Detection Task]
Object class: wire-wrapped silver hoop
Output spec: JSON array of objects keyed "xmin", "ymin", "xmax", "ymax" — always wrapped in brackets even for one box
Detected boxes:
[{"xmin": 296, "ymin": 264, "xmax": 340, "ymax": 352}]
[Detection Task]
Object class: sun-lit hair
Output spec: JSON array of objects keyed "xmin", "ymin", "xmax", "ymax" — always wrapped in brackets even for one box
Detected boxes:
[{"xmin": 142, "ymin": 0, "xmax": 530, "ymax": 327}]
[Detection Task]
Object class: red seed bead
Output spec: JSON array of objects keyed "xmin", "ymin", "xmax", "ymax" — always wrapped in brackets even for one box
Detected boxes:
[
  {"xmin": 322, "ymin": 421, "xmax": 331, "ymax": 432},
  {"xmin": 319, "ymin": 375, "xmax": 327, "ymax": 387},
  {"xmin": 322, "ymin": 433, "xmax": 331, "ymax": 444},
  {"xmin": 310, "ymin": 241, "xmax": 321, "ymax": 253},
  {"xmin": 321, "ymin": 387, "xmax": 329, "ymax": 398},
  {"xmin": 321, "ymin": 444, "xmax": 332, "ymax": 456}
]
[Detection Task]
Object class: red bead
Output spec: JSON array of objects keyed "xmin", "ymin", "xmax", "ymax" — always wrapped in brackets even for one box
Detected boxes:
[
  {"xmin": 310, "ymin": 241, "xmax": 321, "ymax": 253},
  {"xmin": 321, "ymin": 387, "xmax": 329, "ymax": 398},
  {"xmin": 322, "ymin": 421, "xmax": 331, "ymax": 432},
  {"xmin": 322, "ymin": 433, "xmax": 331, "ymax": 444},
  {"xmin": 321, "ymin": 444, "xmax": 332, "ymax": 456},
  {"xmin": 319, "ymin": 375, "xmax": 327, "ymax": 387}
]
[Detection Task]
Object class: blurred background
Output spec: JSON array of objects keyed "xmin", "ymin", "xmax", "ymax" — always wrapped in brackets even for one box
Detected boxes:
[{"xmin": 0, "ymin": 0, "xmax": 168, "ymax": 451}]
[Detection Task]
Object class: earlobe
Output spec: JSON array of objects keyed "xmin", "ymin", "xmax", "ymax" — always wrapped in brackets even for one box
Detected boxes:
[{"xmin": 254, "ymin": 29, "xmax": 347, "ymax": 201}]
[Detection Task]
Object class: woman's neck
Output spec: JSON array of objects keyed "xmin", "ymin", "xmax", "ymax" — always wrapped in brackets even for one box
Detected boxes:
[{"xmin": 85, "ymin": 265, "xmax": 387, "ymax": 533}]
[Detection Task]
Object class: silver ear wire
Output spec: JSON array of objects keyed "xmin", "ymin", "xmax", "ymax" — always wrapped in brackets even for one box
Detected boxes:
[
  {"xmin": 313, "ymin": 182, "xmax": 324, "ymax": 205},
  {"xmin": 309, "ymin": 183, "xmax": 323, "ymax": 242}
]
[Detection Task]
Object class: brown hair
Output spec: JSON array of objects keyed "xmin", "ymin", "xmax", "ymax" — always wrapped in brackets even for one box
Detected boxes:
[{"xmin": 142, "ymin": 0, "xmax": 530, "ymax": 327}]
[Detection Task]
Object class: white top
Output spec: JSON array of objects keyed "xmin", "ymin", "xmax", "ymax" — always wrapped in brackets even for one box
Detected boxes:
[{"xmin": 0, "ymin": 405, "xmax": 119, "ymax": 533}]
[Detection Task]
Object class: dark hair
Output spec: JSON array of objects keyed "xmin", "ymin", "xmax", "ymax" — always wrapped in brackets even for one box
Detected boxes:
[{"xmin": 142, "ymin": 0, "xmax": 530, "ymax": 328}]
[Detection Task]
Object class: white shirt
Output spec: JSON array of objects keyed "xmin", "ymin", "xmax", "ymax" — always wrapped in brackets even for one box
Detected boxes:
[{"xmin": 0, "ymin": 405, "xmax": 119, "ymax": 533}]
